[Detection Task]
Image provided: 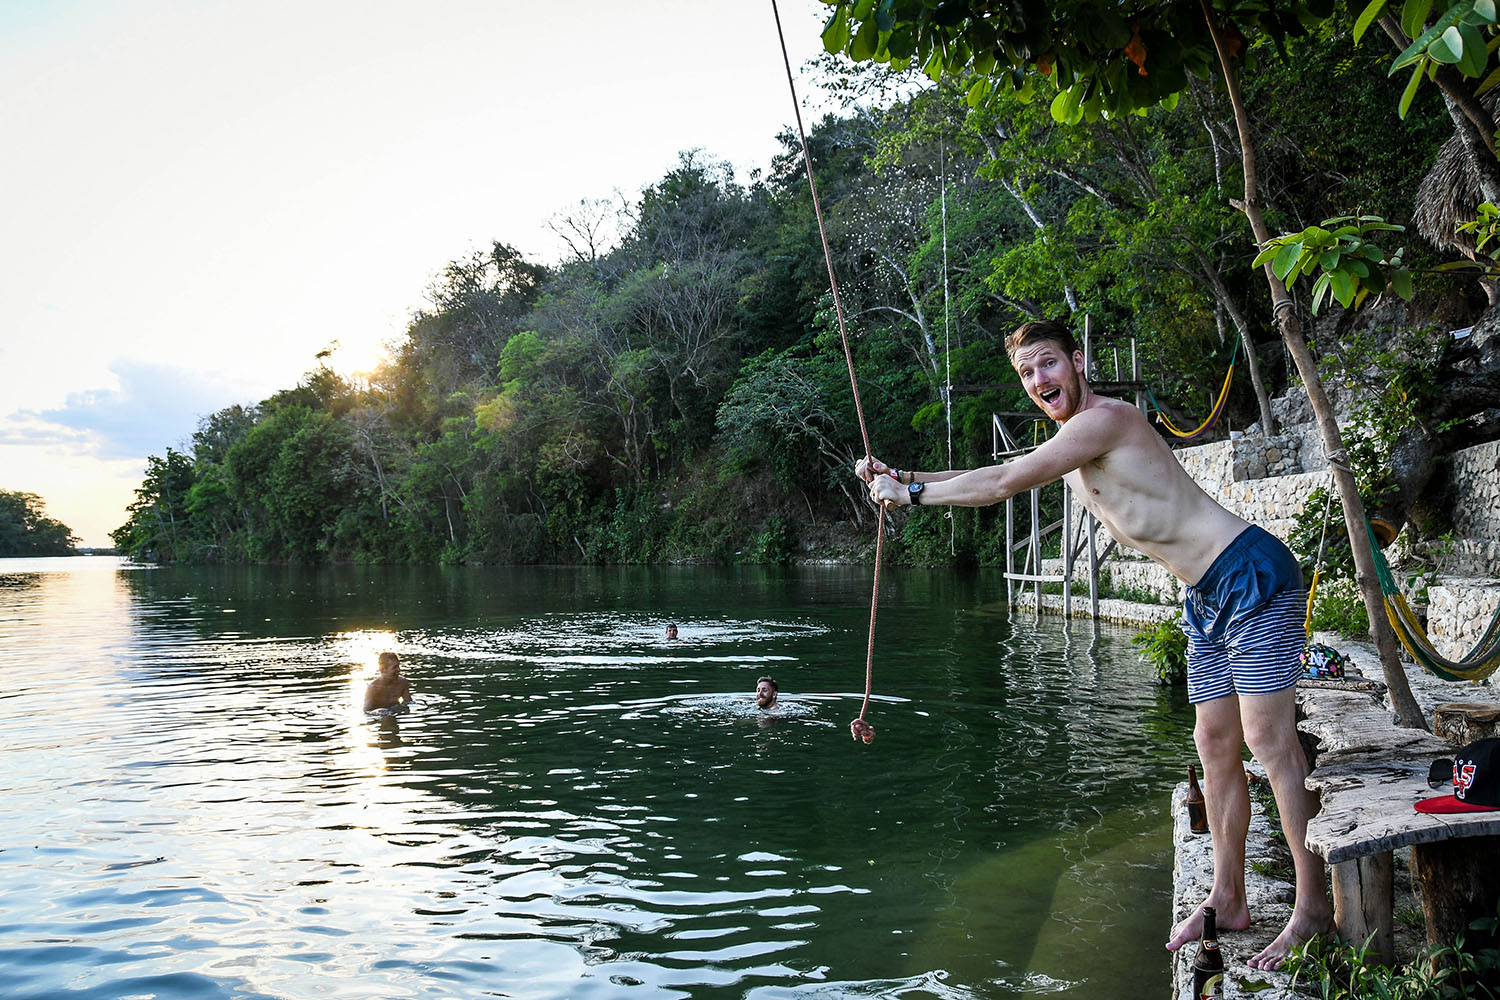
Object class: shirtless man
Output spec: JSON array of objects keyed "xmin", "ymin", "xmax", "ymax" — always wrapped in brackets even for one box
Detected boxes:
[
  {"xmin": 857, "ymin": 320, "xmax": 1330, "ymax": 971},
  {"xmin": 364, "ymin": 651, "xmax": 412, "ymax": 713},
  {"xmin": 755, "ymin": 675, "xmax": 779, "ymax": 710}
]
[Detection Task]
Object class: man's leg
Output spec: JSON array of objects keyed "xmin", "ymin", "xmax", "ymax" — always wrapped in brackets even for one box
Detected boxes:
[
  {"xmin": 1166, "ymin": 692, "xmax": 1252, "ymax": 950},
  {"xmin": 1239, "ymin": 685, "xmax": 1332, "ymax": 970}
]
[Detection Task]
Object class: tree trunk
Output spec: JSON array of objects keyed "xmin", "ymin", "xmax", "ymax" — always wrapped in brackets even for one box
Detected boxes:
[
  {"xmin": 1193, "ymin": 248, "xmax": 1276, "ymax": 433},
  {"xmin": 1201, "ymin": 1, "xmax": 1427, "ymax": 729}
]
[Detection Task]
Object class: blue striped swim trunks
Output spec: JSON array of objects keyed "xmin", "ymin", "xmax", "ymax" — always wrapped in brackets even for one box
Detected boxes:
[{"xmin": 1182, "ymin": 525, "xmax": 1306, "ymax": 704}]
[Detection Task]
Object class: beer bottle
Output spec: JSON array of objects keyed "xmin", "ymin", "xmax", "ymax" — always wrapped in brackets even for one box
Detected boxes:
[
  {"xmin": 1186, "ymin": 764, "xmax": 1209, "ymax": 835},
  {"xmin": 1192, "ymin": 905, "xmax": 1224, "ymax": 999}
]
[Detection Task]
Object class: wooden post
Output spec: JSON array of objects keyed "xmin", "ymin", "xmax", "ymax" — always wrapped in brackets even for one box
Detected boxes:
[
  {"xmin": 1331, "ymin": 853, "xmax": 1394, "ymax": 966},
  {"xmin": 1411, "ymin": 835, "xmax": 1500, "ymax": 958},
  {"xmin": 1062, "ymin": 482, "xmax": 1073, "ymax": 618}
]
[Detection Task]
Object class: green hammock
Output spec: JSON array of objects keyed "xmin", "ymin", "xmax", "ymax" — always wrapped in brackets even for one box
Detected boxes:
[{"xmin": 1366, "ymin": 519, "xmax": 1500, "ymax": 682}]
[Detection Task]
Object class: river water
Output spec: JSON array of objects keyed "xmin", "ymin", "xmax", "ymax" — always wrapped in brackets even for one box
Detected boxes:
[{"xmin": 0, "ymin": 556, "xmax": 1194, "ymax": 999}]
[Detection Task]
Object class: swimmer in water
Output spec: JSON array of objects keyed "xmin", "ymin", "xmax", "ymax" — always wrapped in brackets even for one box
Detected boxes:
[
  {"xmin": 364, "ymin": 651, "xmax": 412, "ymax": 712},
  {"xmin": 665, "ymin": 623, "xmax": 679, "ymax": 640},
  {"xmin": 754, "ymin": 675, "xmax": 778, "ymax": 710}
]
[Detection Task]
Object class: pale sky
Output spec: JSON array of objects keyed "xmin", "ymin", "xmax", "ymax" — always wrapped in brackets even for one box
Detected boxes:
[{"xmin": 0, "ymin": 0, "xmax": 835, "ymax": 547}]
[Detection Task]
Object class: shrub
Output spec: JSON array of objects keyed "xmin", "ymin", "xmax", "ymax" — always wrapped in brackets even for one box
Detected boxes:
[{"xmin": 1132, "ymin": 612, "xmax": 1187, "ymax": 685}]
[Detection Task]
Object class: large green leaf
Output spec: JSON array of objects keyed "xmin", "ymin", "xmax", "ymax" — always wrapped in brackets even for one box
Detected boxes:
[
  {"xmin": 1355, "ymin": 0, "xmax": 1390, "ymax": 42},
  {"xmin": 1272, "ymin": 241, "xmax": 1304, "ymax": 281},
  {"xmin": 1398, "ymin": 60, "xmax": 1425, "ymax": 117},
  {"xmin": 1429, "ymin": 24, "xmax": 1466, "ymax": 63},
  {"xmin": 1457, "ymin": 22, "xmax": 1490, "ymax": 75},
  {"xmin": 1402, "ymin": 0, "xmax": 1435, "ymax": 39}
]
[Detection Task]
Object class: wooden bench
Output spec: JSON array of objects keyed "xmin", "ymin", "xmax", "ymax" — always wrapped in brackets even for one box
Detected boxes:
[{"xmin": 1299, "ymin": 685, "xmax": 1500, "ymax": 965}]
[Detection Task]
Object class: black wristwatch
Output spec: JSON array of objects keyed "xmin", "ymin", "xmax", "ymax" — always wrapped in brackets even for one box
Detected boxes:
[{"xmin": 907, "ymin": 481, "xmax": 925, "ymax": 505}]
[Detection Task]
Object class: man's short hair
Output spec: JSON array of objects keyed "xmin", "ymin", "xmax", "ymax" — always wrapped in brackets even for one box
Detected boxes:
[
  {"xmin": 757, "ymin": 675, "xmax": 778, "ymax": 692},
  {"xmin": 1005, "ymin": 320, "xmax": 1079, "ymax": 363},
  {"xmin": 378, "ymin": 651, "xmax": 399, "ymax": 668}
]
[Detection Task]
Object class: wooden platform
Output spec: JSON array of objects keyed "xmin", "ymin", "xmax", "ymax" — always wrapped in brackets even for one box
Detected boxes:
[{"xmin": 1299, "ymin": 683, "xmax": 1500, "ymax": 963}]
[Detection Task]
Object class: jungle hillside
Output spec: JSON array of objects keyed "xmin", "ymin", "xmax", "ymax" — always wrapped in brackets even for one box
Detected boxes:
[{"xmin": 112, "ymin": 11, "xmax": 1500, "ymax": 567}]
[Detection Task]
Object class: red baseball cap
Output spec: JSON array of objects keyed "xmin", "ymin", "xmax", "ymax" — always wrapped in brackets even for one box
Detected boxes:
[{"xmin": 1416, "ymin": 738, "xmax": 1500, "ymax": 814}]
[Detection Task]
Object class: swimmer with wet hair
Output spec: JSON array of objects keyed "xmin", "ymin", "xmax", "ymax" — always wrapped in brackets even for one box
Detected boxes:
[
  {"xmin": 754, "ymin": 675, "xmax": 778, "ymax": 710},
  {"xmin": 665, "ymin": 623, "xmax": 679, "ymax": 640},
  {"xmin": 364, "ymin": 651, "xmax": 412, "ymax": 713}
]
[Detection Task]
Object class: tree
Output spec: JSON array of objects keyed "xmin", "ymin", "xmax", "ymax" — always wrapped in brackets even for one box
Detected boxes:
[
  {"xmin": 0, "ymin": 491, "xmax": 78, "ymax": 556},
  {"xmin": 111, "ymin": 451, "xmax": 195, "ymax": 562},
  {"xmin": 817, "ymin": 0, "xmax": 1432, "ymax": 726}
]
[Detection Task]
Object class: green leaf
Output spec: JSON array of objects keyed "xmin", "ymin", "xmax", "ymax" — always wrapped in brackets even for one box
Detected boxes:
[
  {"xmin": 1430, "ymin": 24, "xmax": 1466, "ymax": 63},
  {"xmin": 1393, "ymin": 1, "xmax": 1477, "ymax": 72},
  {"xmin": 1312, "ymin": 272, "xmax": 1333, "ymax": 311},
  {"xmin": 1331, "ymin": 269, "xmax": 1357, "ymax": 307},
  {"xmin": 1402, "ymin": 0, "xmax": 1434, "ymax": 39},
  {"xmin": 1458, "ymin": 23, "xmax": 1489, "ymax": 75},
  {"xmin": 1356, "ymin": 0, "xmax": 1390, "ymax": 42},
  {"xmin": 887, "ymin": 23, "xmax": 916, "ymax": 60},
  {"xmin": 966, "ymin": 75, "xmax": 992, "ymax": 108},
  {"xmin": 822, "ymin": 8, "xmax": 850, "ymax": 54},
  {"xmin": 1392, "ymin": 266, "xmax": 1414, "ymax": 298},
  {"xmin": 1470, "ymin": 0, "xmax": 1498, "ymax": 23},
  {"xmin": 850, "ymin": 17, "xmax": 879, "ymax": 61},
  {"xmin": 1252, "ymin": 243, "xmax": 1283, "ymax": 268},
  {"xmin": 1320, "ymin": 249, "xmax": 1343, "ymax": 270},
  {"xmin": 1272, "ymin": 241, "xmax": 1304, "ymax": 281},
  {"xmin": 1238, "ymin": 978, "xmax": 1277, "ymax": 995},
  {"xmin": 1399, "ymin": 60, "xmax": 1424, "ymax": 117}
]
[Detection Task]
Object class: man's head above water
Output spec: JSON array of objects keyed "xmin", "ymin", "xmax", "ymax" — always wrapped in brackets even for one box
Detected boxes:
[{"xmin": 754, "ymin": 675, "xmax": 778, "ymax": 710}]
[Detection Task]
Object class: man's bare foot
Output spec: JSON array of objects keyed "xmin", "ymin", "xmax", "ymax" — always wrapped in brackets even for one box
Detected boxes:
[
  {"xmin": 1166, "ymin": 899, "xmax": 1251, "ymax": 951},
  {"xmin": 1246, "ymin": 911, "xmax": 1333, "ymax": 971}
]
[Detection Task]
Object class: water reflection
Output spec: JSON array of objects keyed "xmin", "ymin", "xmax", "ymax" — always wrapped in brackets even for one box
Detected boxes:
[{"xmin": 0, "ymin": 559, "xmax": 1194, "ymax": 999}]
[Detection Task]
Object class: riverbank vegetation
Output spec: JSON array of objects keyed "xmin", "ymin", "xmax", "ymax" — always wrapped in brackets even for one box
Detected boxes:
[
  {"xmin": 0, "ymin": 491, "xmax": 79, "ymax": 557},
  {"xmin": 113, "ymin": 13, "xmax": 1498, "ymax": 566}
]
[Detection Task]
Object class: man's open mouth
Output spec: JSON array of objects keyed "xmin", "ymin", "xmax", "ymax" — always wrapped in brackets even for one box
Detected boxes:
[{"xmin": 1040, "ymin": 388, "xmax": 1061, "ymax": 404}]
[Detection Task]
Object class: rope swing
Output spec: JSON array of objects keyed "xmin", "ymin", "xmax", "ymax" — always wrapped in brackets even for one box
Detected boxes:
[{"xmin": 771, "ymin": 0, "xmax": 879, "ymax": 744}]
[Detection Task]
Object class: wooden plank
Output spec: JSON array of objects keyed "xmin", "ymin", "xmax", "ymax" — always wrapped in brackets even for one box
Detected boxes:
[{"xmin": 1300, "ymin": 687, "xmax": 1500, "ymax": 863}]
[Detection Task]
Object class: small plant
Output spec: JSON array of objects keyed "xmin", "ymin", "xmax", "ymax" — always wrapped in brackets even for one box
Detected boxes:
[
  {"xmin": 1249, "ymin": 858, "xmax": 1294, "ymax": 881},
  {"xmin": 1109, "ymin": 584, "xmax": 1169, "ymax": 605},
  {"xmin": 1310, "ymin": 577, "xmax": 1371, "ymax": 640},
  {"xmin": 1286, "ymin": 901, "xmax": 1500, "ymax": 1000},
  {"xmin": 1396, "ymin": 904, "xmax": 1426, "ymax": 930},
  {"xmin": 1132, "ymin": 612, "xmax": 1187, "ymax": 685}
]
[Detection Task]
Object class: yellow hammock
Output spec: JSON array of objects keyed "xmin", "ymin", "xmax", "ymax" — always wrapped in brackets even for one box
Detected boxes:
[
  {"xmin": 1365, "ymin": 519, "xmax": 1500, "ymax": 682},
  {"xmin": 1148, "ymin": 337, "xmax": 1239, "ymax": 440}
]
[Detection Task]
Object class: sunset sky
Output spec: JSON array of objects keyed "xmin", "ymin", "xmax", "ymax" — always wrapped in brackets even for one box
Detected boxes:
[{"xmin": 0, "ymin": 0, "xmax": 834, "ymax": 546}]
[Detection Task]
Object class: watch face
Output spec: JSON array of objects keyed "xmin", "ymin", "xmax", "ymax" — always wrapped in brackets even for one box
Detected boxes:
[{"xmin": 908, "ymin": 482, "xmax": 923, "ymax": 503}]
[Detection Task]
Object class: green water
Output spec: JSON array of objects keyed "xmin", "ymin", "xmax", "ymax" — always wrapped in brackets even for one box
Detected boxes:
[{"xmin": 0, "ymin": 558, "xmax": 1194, "ymax": 998}]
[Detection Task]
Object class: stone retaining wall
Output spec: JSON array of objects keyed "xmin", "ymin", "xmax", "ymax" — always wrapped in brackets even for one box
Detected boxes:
[
  {"xmin": 1427, "ymin": 579, "xmax": 1500, "ymax": 663},
  {"xmin": 1450, "ymin": 439, "xmax": 1500, "ymax": 550}
]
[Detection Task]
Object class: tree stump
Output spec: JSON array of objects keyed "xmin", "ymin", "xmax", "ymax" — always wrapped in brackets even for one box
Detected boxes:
[{"xmin": 1432, "ymin": 702, "xmax": 1500, "ymax": 745}]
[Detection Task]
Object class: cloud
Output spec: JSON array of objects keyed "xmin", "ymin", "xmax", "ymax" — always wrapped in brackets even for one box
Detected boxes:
[{"xmin": 10, "ymin": 359, "xmax": 261, "ymax": 461}]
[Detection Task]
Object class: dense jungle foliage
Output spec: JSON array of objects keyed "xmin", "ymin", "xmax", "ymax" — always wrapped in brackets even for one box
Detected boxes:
[
  {"xmin": 113, "ymin": 22, "xmax": 1474, "ymax": 566},
  {"xmin": 0, "ymin": 491, "xmax": 79, "ymax": 557}
]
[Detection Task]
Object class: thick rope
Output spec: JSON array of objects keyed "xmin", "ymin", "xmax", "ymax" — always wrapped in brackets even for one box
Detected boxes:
[{"xmin": 771, "ymin": 0, "xmax": 879, "ymax": 744}]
